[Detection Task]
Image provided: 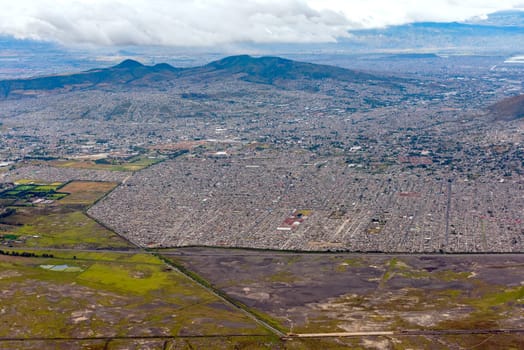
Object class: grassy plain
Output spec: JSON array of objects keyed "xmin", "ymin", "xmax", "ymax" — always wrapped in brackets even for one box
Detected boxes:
[
  {"xmin": 13, "ymin": 209, "xmax": 132, "ymax": 249},
  {"xmin": 46, "ymin": 156, "xmax": 161, "ymax": 172},
  {"xmin": 0, "ymin": 252, "xmax": 269, "ymax": 341}
]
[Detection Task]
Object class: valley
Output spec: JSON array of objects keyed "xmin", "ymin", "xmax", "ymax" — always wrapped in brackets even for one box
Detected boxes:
[{"xmin": 0, "ymin": 54, "xmax": 523, "ymax": 349}]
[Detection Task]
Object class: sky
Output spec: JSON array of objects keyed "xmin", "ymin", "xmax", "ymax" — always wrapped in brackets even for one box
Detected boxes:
[{"xmin": 0, "ymin": 0, "xmax": 523, "ymax": 47}]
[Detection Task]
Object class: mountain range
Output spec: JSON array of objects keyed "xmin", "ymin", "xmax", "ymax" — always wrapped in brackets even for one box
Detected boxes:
[
  {"xmin": 0, "ymin": 55, "xmax": 388, "ymax": 99},
  {"xmin": 338, "ymin": 12, "xmax": 524, "ymax": 54}
]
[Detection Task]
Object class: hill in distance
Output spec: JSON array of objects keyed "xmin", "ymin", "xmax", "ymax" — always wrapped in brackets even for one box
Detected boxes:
[
  {"xmin": 0, "ymin": 59, "xmax": 180, "ymax": 98},
  {"xmin": 338, "ymin": 11, "xmax": 524, "ymax": 54},
  {"xmin": 488, "ymin": 94, "xmax": 524, "ymax": 121},
  {"xmin": 0, "ymin": 55, "xmax": 388, "ymax": 99},
  {"xmin": 195, "ymin": 55, "xmax": 379, "ymax": 84}
]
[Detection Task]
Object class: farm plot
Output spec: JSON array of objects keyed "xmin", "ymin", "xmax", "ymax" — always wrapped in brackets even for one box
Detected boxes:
[
  {"xmin": 57, "ymin": 181, "xmax": 118, "ymax": 205},
  {"xmin": 0, "ymin": 181, "xmax": 132, "ymax": 249},
  {"xmin": 47, "ymin": 155, "xmax": 161, "ymax": 172},
  {"xmin": 0, "ymin": 182, "xmax": 67, "ymax": 204}
]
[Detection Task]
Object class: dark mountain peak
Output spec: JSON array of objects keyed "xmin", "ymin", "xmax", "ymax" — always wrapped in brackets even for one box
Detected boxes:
[
  {"xmin": 201, "ymin": 54, "xmax": 378, "ymax": 85},
  {"xmin": 204, "ymin": 55, "xmax": 313, "ymax": 82},
  {"xmin": 206, "ymin": 55, "xmax": 292, "ymax": 70},
  {"xmin": 488, "ymin": 94, "xmax": 524, "ymax": 121},
  {"xmin": 152, "ymin": 62, "xmax": 178, "ymax": 71},
  {"xmin": 206, "ymin": 55, "xmax": 254, "ymax": 68},
  {"xmin": 0, "ymin": 58, "xmax": 178, "ymax": 98},
  {"xmin": 114, "ymin": 59, "xmax": 144, "ymax": 69}
]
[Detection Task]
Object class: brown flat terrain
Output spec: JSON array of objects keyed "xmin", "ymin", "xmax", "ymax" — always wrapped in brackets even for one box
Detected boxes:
[
  {"xmin": 58, "ymin": 181, "xmax": 118, "ymax": 205},
  {"xmin": 164, "ymin": 248, "xmax": 524, "ymax": 348}
]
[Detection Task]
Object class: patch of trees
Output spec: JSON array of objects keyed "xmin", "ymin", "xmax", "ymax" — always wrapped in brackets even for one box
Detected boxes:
[
  {"xmin": 0, "ymin": 250, "xmax": 54, "ymax": 258},
  {"xmin": 0, "ymin": 208, "xmax": 16, "ymax": 219},
  {"xmin": 94, "ymin": 158, "xmax": 112, "ymax": 164}
]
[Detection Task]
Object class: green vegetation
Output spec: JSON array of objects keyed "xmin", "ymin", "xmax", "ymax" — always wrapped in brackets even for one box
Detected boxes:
[
  {"xmin": 0, "ymin": 252, "xmax": 270, "ymax": 340},
  {"xmin": 434, "ymin": 269, "xmax": 472, "ymax": 281},
  {"xmin": 0, "ymin": 182, "xmax": 67, "ymax": 203},
  {"xmin": 6, "ymin": 249, "xmax": 161, "ymax": 265},
  {"xmin": 1, "ymin": 233, "xmax": 19, "ymax": 240},
  {"xmin": 0, "ymin": 181, "xmax": 132, "ymax": 249},
  {"xmin": 477, "ymin": 285, "xmax": 524, "ymax": 307},
  {"xmin": 15, "ymin": 210, "xmax": 132, "ymax": 249},
  {"xmin": 380, "ymin": 257, "xmax": 472, "ymax": 286},
  {"xmin": 77, "ymin": 262, "xmax": 171, "ymax": 294},
  {"xmin": 47, "ymin": 155, "xmax": 162, "ymax": 172},
  {"xmin": 432, "ymin": 284, "xmax": 524, "ymax": 331},
  {"xmin": 266, "ymin": 270, "xmax": 298, "ymax": 283}
]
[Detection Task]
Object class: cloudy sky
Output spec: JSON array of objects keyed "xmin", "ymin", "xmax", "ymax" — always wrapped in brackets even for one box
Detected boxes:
[{"xmin": 1, "ymin": 0, "xmax": 523, "ymax": 47}]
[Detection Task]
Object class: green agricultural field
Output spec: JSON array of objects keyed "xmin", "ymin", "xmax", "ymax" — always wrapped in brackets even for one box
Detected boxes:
[
  {"xmin": 46, "ymin": 155, "xmax": 162, "ymax": 172},
  {"xmin": 13, "ymin": 210, "xmax": 132, "ymax": 249},
  {"xmin": 0, "ymin": 252, "xmax": 270, "ymax": 341},
  {"xmin": 0, "ymin": 180, "xmax": 132, "ymax": 249},
  {"xmin": 9, "ymin": 185, "xmax": 34, "ymax": 192},
  {"xmin": 0, "ymin": 182, "xmax": 65, "ymax": 202},
  {"xmin": 46, "ymin": 193, "xmax": 68, "ymax": 200},
  {"xmin": 30, "ymin": 184, "xmax": 61, "ymax": 192}
]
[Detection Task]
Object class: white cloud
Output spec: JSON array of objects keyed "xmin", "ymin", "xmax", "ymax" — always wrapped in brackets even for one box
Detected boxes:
[
  {"xmin": 0, "ymin": 0, "xmax": 523, "ymax": 47},
  {"xmin": 310, "ymin": 0, "xmax": 524, "ymax": 28}
]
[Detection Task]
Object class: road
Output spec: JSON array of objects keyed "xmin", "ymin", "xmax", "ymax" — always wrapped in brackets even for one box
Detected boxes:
[{"xmin": 287, "ymin": 328, "xmax": 524, "ymax": 338}]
